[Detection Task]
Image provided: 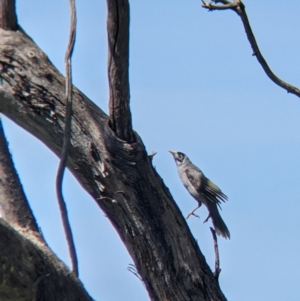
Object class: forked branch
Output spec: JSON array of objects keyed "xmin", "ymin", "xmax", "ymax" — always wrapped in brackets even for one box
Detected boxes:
[
  {"xmin": 0, "ymin": 27, "xmax": 227, "ymax": 300},
  {"xmin": 202, "ymin": 0, "xmax": 300, "ymax": 98}
]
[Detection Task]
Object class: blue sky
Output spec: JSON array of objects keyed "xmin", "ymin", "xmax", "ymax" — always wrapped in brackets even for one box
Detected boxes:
[{"xmin": 3, "ymin": 1, "xmax": 300, "ymax": 300}]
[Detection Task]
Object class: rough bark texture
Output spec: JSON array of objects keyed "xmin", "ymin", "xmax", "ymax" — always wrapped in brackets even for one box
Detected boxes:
[
  {"xmin": 107, "ymin": 0, "xmax": 133, "ymax": 142},
  {"xmin": 0, "ymin": 118, "xmax": 40, "ymax": 233},
  {"xmin": 0, "ymin": 0, "xmax": 18, "ymax": 31},
  {"xmin": 0, "ymin": 27, "xmax": 227, "ymax": 301},
  {"xmin": 0, "ymin": 220, "xmax": 93, "ymax": 301}
]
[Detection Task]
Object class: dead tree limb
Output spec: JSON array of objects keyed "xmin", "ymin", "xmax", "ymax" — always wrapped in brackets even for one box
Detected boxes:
[
  {"xmin": 107, "ymin": 0, "xmax": 133, "ymax": 142},
  {"xmin": 0, "ymin": 2, "xmax": 94, "ymax": 299},
  {"xmin": 0, "ymin": 219, "xmax": 93, "ymax": 301},
  {"xmin": 202, "ymin": 0, "xmax": 300, "ymax": 98},
  {"xmin": 0, "ymin": 107, "xmax": 92, "ymax": 301},
  {"xmin": 0, "ymin": 26, "xmax": 227, "ymax": 300},
  {"xmin": 0, "ymin": 0, "xmax": 18, "ymax": 30},
  {"xmin": 0, "ymin": 118, "xmax": 40, "ymax": 235}
]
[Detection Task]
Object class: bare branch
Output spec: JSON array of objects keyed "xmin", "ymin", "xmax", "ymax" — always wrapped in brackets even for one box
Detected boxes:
[
  {"xmin": 202, "ymin": 0, "xmax": 300, "ymax": 98},
  {"xmin": 0, "ymin": 118, "xmax": 41, "ymax": 237},
  {"xmin": 0, "ymin": 0, "xmax": 18, "ymax": 30},
  {"xmin": 210, "ymin": 227, "xmax": 221, "ymax": 280},
  {"xmin": 237, "ymin": 2, "xmax": 300, "ymax": 97},
  {"xmin": 55, "ymin": 0, "xmax": 78, "ymax": 277},
  {"xmin": 107, "ymin": 0, "xmax": 133, "ymax": 142}
]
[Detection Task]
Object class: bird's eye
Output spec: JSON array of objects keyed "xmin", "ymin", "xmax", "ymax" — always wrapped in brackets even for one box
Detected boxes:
[{"xmin": 177, "ymin": 152, "xmax": 185, "ymax": 162}]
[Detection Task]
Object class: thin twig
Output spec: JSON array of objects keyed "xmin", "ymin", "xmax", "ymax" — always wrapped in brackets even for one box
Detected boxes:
[
  {"xmin": 202, "ymin": 0, "xmax": 300, "ymax": 98},
  {"xmin": 210, "ymin": 227, "xmax": 221, "ymax": 280},
  {"xmin": 55, "ymin": 0, "xmax": 78, "ymax": 277},
  {"xmin": 148, "ymin": 151, "xmax": 157, "ymax": 163}
]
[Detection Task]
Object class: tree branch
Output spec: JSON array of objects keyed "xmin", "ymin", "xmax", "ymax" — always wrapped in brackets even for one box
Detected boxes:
[
  {"xmin": 202, "ymin": 0, "xmax": 300, "ymax": 98},
  {"xmin": 107, "ymin": 0, "xmax": 133, "ymax": 142},
  {"xmin": 0, "ymin": 28, "xmax": 227, "ymax": 300},
  {"xmin": 201, "ymin": 0, "xmax": 239, "ymax": 11},
  {"xmin": 0, "ymin": 219, "xmax": 93, "ymax": 301},
  {"xmin": 55, "ymin": 0, "xmax": 78, "ymax": 277},
  {"xmin": 0, "ymin": 119, "xmax": 92, "ymax": 299},
  {"xmin": 0, "ymin": 117, "xmax": 41, "ymax": 236},
  {"xmin": 0, "ymin": 0, "xmax": 18, "ymax": 30},
  {"xmin": 210, "ymin": 227, "xmax": 221, "ymax": 280}
]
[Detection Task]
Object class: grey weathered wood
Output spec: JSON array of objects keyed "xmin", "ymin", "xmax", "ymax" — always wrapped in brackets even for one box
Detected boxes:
[
  {"xmin": 107, "ymin": 0, "xmax": 133, "ymax": 142},
  {"xmin": 0, "ymin": 27, "xmax": 227, "ymax": 301}
]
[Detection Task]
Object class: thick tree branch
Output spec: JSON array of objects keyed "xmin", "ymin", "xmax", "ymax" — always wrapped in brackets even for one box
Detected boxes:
[
  {"xmin": 107, "ymin": 0, "xmax": 133, "ymax": 142},
  {"xmin": 0, "ymin": 219, "xmax": 93, "ymax": 301},
  {"xmin": 0, "ymin": 0, "xmax": 18, "ymax": 30},
  {"xmin": 202, "ymin": 0, "xmax": 300, "ymax": 98},
  {"xmin": 0, "ymin": 118, "xmax": 40, "ymax": 236},
  {"xmin": 0, "ymin": 114, "xmax": 92, "ymax": 300},
  {"xmin": 0, "ymin": 28, "xmax": 227, "ymax": 300},
  {"xmin": 56, "ymin": 0, "xmax": 78, "ymax": 277}
]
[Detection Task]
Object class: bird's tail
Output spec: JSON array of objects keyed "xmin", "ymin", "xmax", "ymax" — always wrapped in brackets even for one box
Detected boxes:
[{"xmin": 207, "ymin": 203, "xmax": 230, "ymax": 239}]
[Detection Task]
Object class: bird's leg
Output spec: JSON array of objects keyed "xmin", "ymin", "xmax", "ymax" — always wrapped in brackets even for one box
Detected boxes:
[
  {"xmin": 186, "ymin": 203, "xmax": 201, "ymax": 219},
  {"xmin": 203, "ymin": 213, "xmax": 211, "ymax": 224}
]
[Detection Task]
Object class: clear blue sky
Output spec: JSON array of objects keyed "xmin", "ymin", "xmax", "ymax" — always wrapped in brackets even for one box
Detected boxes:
[{"xmin": 3, "ymin": 1, "xmax": 300, "ymax": 300}]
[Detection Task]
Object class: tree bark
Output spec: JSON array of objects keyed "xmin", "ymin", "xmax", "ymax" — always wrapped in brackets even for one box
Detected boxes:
[
  {"xmin": 0, "ymin": 26, "xmax": 227, "ymax": 301},
  {"xmin": 0, "ymin": 219, "xmax": 93, "ymax": 301},
  {"xmin": 0, "ymin": 0, "xmax": 18, "ymax": 31},
  {"xmin": 0, "ymin": 117, "xmax": 39, "ymax": 233},
  {"xmin": 0, "ymin": 69, "xmax": 93, "ymax": 301},
  {"xmin": 107, "ymin": 0, "xmax": 133, "ymax": 142}
]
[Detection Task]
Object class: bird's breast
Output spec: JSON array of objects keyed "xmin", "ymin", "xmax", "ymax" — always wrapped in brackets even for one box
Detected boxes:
[{"xmin": 179, "ymin": 171, "xmax": 201, "ymax": 201}]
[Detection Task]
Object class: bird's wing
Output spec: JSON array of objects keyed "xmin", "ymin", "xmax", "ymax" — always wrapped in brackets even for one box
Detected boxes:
[
  {"xmin": 185, "ymin": 169, "xmax": 228, "ymax": 206},
  {"xmin": 204, "ymin": 179, "xmax": 228, "ymax": 203}
]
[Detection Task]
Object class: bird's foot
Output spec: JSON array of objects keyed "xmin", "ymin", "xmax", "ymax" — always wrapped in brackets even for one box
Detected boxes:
[
  {"xmin": 186, "ymin": 204, "xmax": 201, "ymax": 219},
  {"xmin": 186, "ymin": 212, "xmax": 200, "ymax": 219}
]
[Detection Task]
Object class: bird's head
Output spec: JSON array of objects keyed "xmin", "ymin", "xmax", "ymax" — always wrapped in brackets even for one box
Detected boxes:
[{"xmin": 169, "ymin": 151, "xmax": 188, "ymax": 166}]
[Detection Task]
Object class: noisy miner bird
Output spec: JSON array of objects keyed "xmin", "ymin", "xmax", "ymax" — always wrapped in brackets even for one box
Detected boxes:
[{"xmin": 169, "ymin": 151, "xmax": 230, "ymax": 239}]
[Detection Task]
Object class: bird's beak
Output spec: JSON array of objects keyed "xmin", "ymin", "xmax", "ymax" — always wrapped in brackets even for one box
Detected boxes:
[{"xmin": 169, "ymin": 150, "xmax": 177, "ymax": 156}]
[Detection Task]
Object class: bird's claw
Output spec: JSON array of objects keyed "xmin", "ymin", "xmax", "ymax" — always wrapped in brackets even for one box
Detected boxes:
[{"xmin": 186, "ymin": 212, "xmax": 200, "ymax": 219}]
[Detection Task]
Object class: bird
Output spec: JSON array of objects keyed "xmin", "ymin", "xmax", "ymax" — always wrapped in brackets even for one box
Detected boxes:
[{"xmin": 169, "ymin": 151, "xmax": 230, "ymax": 239}]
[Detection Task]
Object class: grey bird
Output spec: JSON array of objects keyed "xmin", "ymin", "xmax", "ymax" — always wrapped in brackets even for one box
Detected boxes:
[{"xmin": 169, "ymin": 151, "xmax": 230, "ymax": 239}]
